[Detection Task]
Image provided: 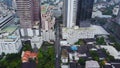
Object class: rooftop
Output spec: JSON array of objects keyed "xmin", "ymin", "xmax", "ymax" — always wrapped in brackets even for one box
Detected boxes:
[
  {"xmin": 2, "ymin": 25, "xmax": 18, "ymax": 34},
  {"xmin": 101, "ymin": 46, "xmax": 120, "ymax": 59},
  {"xmin": 85, "ymin": 60, "xmax": 100, "ymax": 68},
  {"xmin": 41, "ymin": 4, "xmax": 49, "ymax": 14},
  {"xmin": 62, "ymin": 25, "xmax": 109, "ymax": 44},
  {"xmin": 0, "ymin": 25, "xmax": 19, "ymax": 40},
  {"xmin": 21, "ymin": 51, "xmax": 38, "ymax": 63}
]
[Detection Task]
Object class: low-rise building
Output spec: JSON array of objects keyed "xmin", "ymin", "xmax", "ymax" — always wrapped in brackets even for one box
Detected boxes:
[
  {"xmin": 85, "ymin": 60, "xmax": 100, "ymax": 68},
  {"xmin": 41, "ymin": 4, "xmax": 55, "ymax": 30},
  {"xmin": 92, "ymin": 9, "xmax": 112, "ymax": 18},
  {"xmin": 42, "ymin": 29, "xmax": 55, "ymax": 41},
  {"xmin": 31, "ymin": 36, "xmax": 43, "ymax": 49},
  {"xmin": 0, "ymin": 25, "xmax": 22, "ymax": 55},
  {"xmin": 61, "ymin": 65, "xmax": 69, "ymax": 68},
  {"xmin": 62, "ymin": 25, "xmax": 109, "ymax": 44},
  {"xmin": 21, "ymin": 51, "xmax": 38, "ymax": 63},
  {"xmin": 61, "ymin": 49, "xmax": 68, "ymax": 63},
  {"xmin": 0, "ymin": 3, "xmax": 22, "ymax": 55},
  {"xmin": 113, "ymin": 5, "xmax": 119, "ymax": 15},
  {"xmin": 101, "ymin": 46, "xmax": 120, "ymax": 59}
]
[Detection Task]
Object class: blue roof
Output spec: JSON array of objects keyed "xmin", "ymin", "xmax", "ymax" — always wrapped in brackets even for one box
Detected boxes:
[{"xmin": 70, "ymin": 46, "xmax": 78, "ymax": 51}]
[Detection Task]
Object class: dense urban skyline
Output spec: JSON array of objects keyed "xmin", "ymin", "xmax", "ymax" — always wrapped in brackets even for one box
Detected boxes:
[{"xmin": 0, "ymin": 0, "xmax": 120, "ymax": 68}]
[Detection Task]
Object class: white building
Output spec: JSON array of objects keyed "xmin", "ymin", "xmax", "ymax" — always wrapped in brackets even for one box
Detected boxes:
[
  {"xmin": 0, "ymin": 26, "xmax": 22, "ymax": 55},
  {"xmin": 61, "ymin": 65, "xmax": 69, "ymax": 68},
  {"xmin": 31, "ymin": 36, "xmax": 43, "ymax": 49},
  {"xmin": 60, "ymin": 41, "xmax": 68, "ymax": 46},
  {"xmin": 85, "ymin": 60, "xmax": 100, "ymax": 68},
  {"xmin": 63, "ymin": 0, "xmax": 77, "ymax": 28},
  {"xmin": 101, "ymin": 46, "xmax": 120, "ymax": 59},
  {"xmin": 92, "ymin": 10, "xmax": 112, "ymax": 18},
  {"xmin": 20, "ymin": 27, "xmax": 44, "ymax": 49},
  {"xmin": 20, "ymin": 28, "xmax": 40, "ymax": 37},
  {"xmin": 113, "ymin": 5, "xmax": 119, "ymax": 15},
  {"xmin": 42, "ymin": 29, "xmax": 55, "ymax": 42},
  {"xmin": 62, "ymin": 25, "xmax": 109, "ymax": 44},
  {"xmin": 0, "ymin": 3, "xmax": 22, "ymax": 55}
]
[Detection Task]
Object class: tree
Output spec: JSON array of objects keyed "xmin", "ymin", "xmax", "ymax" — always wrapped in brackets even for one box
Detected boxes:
[
  {"xmin": 94, "ymin": 57, "xmax": 99, "ymax": 61},
  {"xmin": 104, "ymin": 49, "xmax": 115, "ymax": 62},
  {"xmin": 37, "ymin": 45, "xmax": 55, "ymax": 68},
  {"xmin": 96, "ymin": 37, "xmax": 106, "ymax": 45},
  {"xmin": 102, "ymin": 6, "xmax": 113, "ymax": 15},
  {"xmin": 75, "ymin": 39, "xmax": 84, "ymax": 45},
  {"xmin": 38, "ymin": 50, "xmax": 43, "ymax": 59},
  {"xmin": 2, "ymin": 52, "xmax": 5, "ymax": 57},
  {"xmin": 0, "ymin": 53, "xmax": 21, "ymax": 68},
  {"xmin": 109, "ymin": 35, "xmax": 116, "ymax": 42},
  {"xmin": 89, "ymin": 51, "xmax": 99, "ymax": 61},
  {"xmin": 108, "ymin": 55, "xmax": 114, "ymax": 61},
  {"xmin": 23, "ymin": 44, "xmax": 32, "ymax": 51},
  {"xmin": 78, "ymin": 58, "xmax": 85, "ymax": 65},
  {"xmin": 100, "ymin": 60, "xmax": 105, "ymax": 67},
  {"xmin": 112, "ymin": 42, "xmax": 120, "ymax": 51}
]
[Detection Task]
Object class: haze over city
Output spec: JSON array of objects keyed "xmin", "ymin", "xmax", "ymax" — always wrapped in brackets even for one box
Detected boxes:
[{"xmin": 0, "ymin": 0, "xmax": 120, "ymax": 68}]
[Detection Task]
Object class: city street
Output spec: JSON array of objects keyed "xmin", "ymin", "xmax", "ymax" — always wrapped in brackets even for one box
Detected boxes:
[{"xmin": 55, "ymin": 18, "xmax": 61, "ymax": 68}]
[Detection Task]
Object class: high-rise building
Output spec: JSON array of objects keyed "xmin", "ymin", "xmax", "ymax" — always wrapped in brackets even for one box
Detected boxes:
[
  {"xmin": 16, "ymin": 0, "xmax": 42, "ymax": 49},
  {"xmin": 63, "ymin": 0, "xmax": 94, "ymax": 28},
  {"xmin": 16, "ymin": 0, "xmax": 40, "ymax": 28},
  {"xmin": 76, "ymin": 0, "xmax": 94, "ymax": 27},
  {"xmin": 63, "ymin": 0, "xmax": 77, "ymax": 28},
  {"xmin": 33, "ymin": 0, "xmax": 41, "ymax": 21},
  {"xmin": 16, "ymin": 0, "xmax": 41, "ymax": 37}
]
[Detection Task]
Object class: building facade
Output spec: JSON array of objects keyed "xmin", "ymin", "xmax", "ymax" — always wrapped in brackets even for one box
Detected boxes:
[
  {"xmin": 0, "ymin": 29, "xmax": 22, "ymax": 55},
  {"xmin": 16, "ymin": 0, "xmax": 41, "ymax": 37},
  {"xmin": 63, "ymin": 0, "xmax": 94, "ymax": 28},
  {"xmin": 16, "ymin": 0, "xmax": 40, "ymax": 28},
  {"xmin": 76, "ymin": 0, "xmax": 94, "ymax": 26},
  {"xmin": 63, "ymin": 0, "xmax": 77, "ymax": 28},
  {"xmin": 16, "ymin": 0, "xmax": 44, "ymax": 49}
]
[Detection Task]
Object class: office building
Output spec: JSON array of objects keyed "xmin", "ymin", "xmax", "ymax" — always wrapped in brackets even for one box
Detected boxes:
[
  {"xmin": 16, "ymin": 0, "xmax": 40, "ymax": 28},
  {"xmin": 63, "ymin": 0, "xmax": 77, "ymax": 28},
  {"xmin": 63, "ymin": 0, "xmax": 94, "ymax": 28},
  {"xmin": 16, "ymin": 0, "xmax": 43, "ymax": 49},
  {"xmin": 16, "ymin": 0, "xmax": 41, "ymax": 37},
  {"xmin": 76, "ymin": 0, "xmax": 94, "ymax": 27}
]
